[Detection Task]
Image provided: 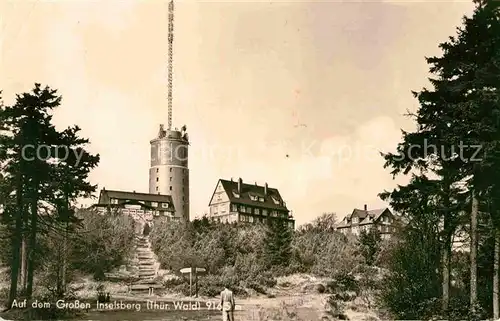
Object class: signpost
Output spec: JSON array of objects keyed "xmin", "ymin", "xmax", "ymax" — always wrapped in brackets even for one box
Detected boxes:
[{"xmin": 180, "ymin": 267, "xmax": 206, "ymax": 297}]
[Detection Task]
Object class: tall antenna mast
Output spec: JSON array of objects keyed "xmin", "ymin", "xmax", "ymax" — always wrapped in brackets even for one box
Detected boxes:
[{"xmin": 167, "ymin": 0, "xmax": 174, "ymax": 130}]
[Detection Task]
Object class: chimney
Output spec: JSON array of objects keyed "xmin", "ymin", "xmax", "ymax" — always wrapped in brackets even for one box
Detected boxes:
[
  {"xmin": 364, "ymin": 204, "xmax": 367, "ymax": 211},
  {"xmin": 238, "ymin": 178, "xmax": 242, "ymax": 194},
  {"xmin": 231, "ymin": 178, "xmax": 233, "ymax": 182},
  {"xmin": 133, "ymin": 190, "xmax": 136, "ymax": 193},
  {"xmin": 264, "ymin": 183, "xmax": 268, "ymax": 196},
  {"xmin": 255, "ymin": 182, "xmax": 257, "ymax": 186}
]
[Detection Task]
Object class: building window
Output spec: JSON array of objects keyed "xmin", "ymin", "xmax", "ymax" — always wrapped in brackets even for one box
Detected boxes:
[
  {"xmin": 151, "ymin": 202, "xmax": 158, "ymax": 207},
  {"xmin": 169, "ymin": 168, "xmax": 172, "ymax": 172},
  {"xmin": 248, "ymin": 216, "xmax": 254, "ymax": 223},
  {"xmin": 246, "ymin": 206, "xmax": 252, "ymax": 213},
  {"xmin": 156, "ymin": 186, "xmax": 159, "ymax": 191},
  {"xmin": 231, "ymin": 204, "xmax": 237, "ymax": 212},
  {"xmin": 352, "ymin": 217, "xmax": 359, "ymax": 224},
  {"xmin": 258, "ymin": 197, "xmax": 264, "ymax": 202},
  {"xmin": 156, "ymin": 177, "xmax": 159, "ymax": 182},
  {"xmin": 169, "ymin": 186, "xmax": 172, "ymax": 191},
  {"xmin": 156, "ymin": 168, "xmax": 159, "ymax": 173},
  {"xmin": 255, "ymin": 208, "xmax": 260, "ymax": 215},
  {"xmin": 182, "ymin": 178, "xmax": 184, "ymax": 183},
  {"xmin": 170, "ymin": 177, "xmax": 172, "ymax": 181},
  {"xmin": 110, "ymin": 198, "xmax": 118, "ymax": 204},
  {"xmin": 162, "ymin": 203, "xmax": 169, "ymax": 208},
  {"xmin": 182, "ymin": 196, "xmax": 185, "ymax": 201},
  {"xmin": 249, "ymin": 195, "xmax": 257, "ymax": 201},
  {"xmin": 271, "ymin": 196, "xmax": 280, "ymax": 205},
  {"xmin": 232, "ymin": 191, "xmax": 240, "ymax": 198},
  {"xmin": 262, "ymin": 209, "xmax": 268, "ymax": 216},
  {"xmin": 240, "ymin": 205, "xmax": 245, "ymax": 213}
]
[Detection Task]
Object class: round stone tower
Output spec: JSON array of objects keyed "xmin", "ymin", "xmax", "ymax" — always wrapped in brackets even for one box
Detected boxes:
[{"xmin": 149, "ymin": 124, "xmax": 189, "ymax": 222}]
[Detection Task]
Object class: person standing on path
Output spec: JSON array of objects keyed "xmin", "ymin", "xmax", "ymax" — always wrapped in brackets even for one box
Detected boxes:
[{"xmin": 220, "ymin": 284, "xmax": 235, "ymax": 321}]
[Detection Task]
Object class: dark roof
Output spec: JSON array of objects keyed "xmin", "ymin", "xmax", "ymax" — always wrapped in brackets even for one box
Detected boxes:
[
  {"xmin": 336, "ymin": 207, "xmax": 392, "ymax": 228},
  {"xmin": 214, "ymin": 179, "xmax": 289, "ymax": 212},
  {"xmin": 98, "ymin": 189, "xmax": 174, "ymax": 204}
]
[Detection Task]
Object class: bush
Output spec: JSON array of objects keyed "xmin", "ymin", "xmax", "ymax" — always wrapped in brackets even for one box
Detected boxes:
[
  {"xmin": 293, "ymin": 229, "xmax": 362, "ymax": 278},
  {"xmin": 70, "ymin": 209, "xmax": 135, "ymax": 279},
  {"xmin": 378, "ymin": 229, "xmax": 441, "ymax": 320}
]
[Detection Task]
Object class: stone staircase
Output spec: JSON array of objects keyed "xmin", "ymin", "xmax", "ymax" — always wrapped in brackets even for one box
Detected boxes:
[{"xmin": 129, "ymin": 234, "xmax": 161, "ymax": 280}]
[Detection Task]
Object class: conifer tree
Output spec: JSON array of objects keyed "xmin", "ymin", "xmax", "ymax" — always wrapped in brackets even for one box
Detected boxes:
[
  {"xmin": 0, "ymin": 84, "xmax": 100, "ymax": 305},
  {"xmin": 382, "ymin": 0, "xmax": 500, "ymax": 317},
  {"xmin": 264, "ymin": 218, "xmax": 292, "ymax": 270}
]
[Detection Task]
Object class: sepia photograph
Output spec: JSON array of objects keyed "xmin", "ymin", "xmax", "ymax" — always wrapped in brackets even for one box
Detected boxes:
[{"xmin": 0, "ymin": 0, "xmax": 499, "ymax": 320}]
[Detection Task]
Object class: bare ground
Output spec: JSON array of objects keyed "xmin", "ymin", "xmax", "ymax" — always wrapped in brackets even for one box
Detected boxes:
[{"xmin": 0, "ymin": 271, "xmax": 382, "ymax": 320}]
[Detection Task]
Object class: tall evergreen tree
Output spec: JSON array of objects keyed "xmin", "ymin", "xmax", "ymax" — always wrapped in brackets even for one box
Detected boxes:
[
  {"xmin": 381, "ymin": 1, "xmax": 500, "ymax": 318},
  {"xmin": 421, "ymin": 0, "xmax": 500, "ymax": 315},
  {"xmin": 0, "ymin": 84, "xmax": 100, "ymax": 306},
  {"xmin": 264, "ymin": 218, "xmax": 292, "ymax": 270},
  {"xmin": 358, "ymin": 227, "xmax": 382, "ymax": 266}
]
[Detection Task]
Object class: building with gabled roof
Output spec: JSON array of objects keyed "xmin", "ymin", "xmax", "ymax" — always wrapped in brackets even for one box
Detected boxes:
[
  {"xmin": 336, "ymin": 204, "xmax": 397, "ymax": 239},
  {"xmin": 93, "ymin": 188, "xmax": 178, "ymax": 226},
  {"xmin": 207, "ymin": 177, "xmax": 294, "ymax": 229}
]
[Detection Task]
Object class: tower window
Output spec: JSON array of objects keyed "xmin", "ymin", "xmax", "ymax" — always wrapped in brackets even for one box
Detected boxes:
[
  {"xmin": 169, "ymin": 186, "xmax": 172, "ymax": 191},
  {"xmin": 156, "ymin": 168, "xmax": 159, "ymax": 173},
  {"xmin": 182, "ymin": 196, "xmax": 185, "ymax": 201},
  {"xmin": 156, "ymin": 186, "xmax": 158, "ymax": 191},
  {"xmin": 169, "ymin": 168, "xmax": 172, "ymax": 172},
  {"xmin": 170, "ymin": 177, "xmax": 172, "ymax": 181},
  {"xmin": 156, "ymin": 177, "xmax": 159, "ymax": 182}
]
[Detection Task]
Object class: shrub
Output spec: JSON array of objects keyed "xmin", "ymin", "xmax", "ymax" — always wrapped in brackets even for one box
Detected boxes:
[
  {"xmin": 70, "ymin": 209, "xmax": 135, "ymax": 279},
  {"xmin": 378, "ymin": 229, "xmax": 441, "ymax": 320}
]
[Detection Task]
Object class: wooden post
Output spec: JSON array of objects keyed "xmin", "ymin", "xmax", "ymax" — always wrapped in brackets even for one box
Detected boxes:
[
  {"xmin": 194, "ymin": 268, "xmax": 198, "ymax": 298},
  {"xmin": 189, "ymin": 269, "xmax": 192, "ymax": 297}
]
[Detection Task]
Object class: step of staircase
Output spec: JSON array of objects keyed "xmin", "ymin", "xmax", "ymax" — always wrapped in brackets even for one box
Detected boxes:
[
  {"xmin": 127, "ymin": 233, "xmax": 160, "ymax": 282},
  {"xmin": 137, "ymin": 263, "xmax": 155, "ymax": 270}
]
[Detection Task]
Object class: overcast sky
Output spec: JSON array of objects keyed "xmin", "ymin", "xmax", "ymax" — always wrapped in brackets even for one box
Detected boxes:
[{"xmin": 1, "ymin": 0, "xmax": 474, "ymax": 226}]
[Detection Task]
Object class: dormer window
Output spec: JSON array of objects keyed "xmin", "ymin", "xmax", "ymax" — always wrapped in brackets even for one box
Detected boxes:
[
  {"xmin": 162, "ymin": 203, "xmax": 169, "ymax": 208},
  {"xmin": 232, "ymin": 191, "xmax": 240, "ymax": 198},
  {"xmin": 258, "ymin": 197, "xmax": 264, "ymax": 202},
  {"xmin": 352, "ymin": 217, "xmax": 359, "ymax": 224},
  {"xmin": 110, "ymin": 198, "xmax": 118, "ymax": 204},
  {"xmin": 249, "ymin": 195, "xmax": 257, "ymax": 201},
  {"xmin": 271, "ymin": 196, "xmax": 280, "ymax": 205},
  {"xmin": 151, "ymin": 202, "xmax": 158, "ymax": 207}
]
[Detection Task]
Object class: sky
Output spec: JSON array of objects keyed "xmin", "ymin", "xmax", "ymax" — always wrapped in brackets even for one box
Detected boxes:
[{"xmin": 0, "ymin": 0, "xmax": 475, "ymax": 227}]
